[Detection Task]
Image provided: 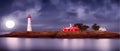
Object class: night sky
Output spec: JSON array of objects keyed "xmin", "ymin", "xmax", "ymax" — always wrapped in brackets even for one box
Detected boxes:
[{"xmin": 0, "ymin": 0, "xmax": 120, "ymax": 34}]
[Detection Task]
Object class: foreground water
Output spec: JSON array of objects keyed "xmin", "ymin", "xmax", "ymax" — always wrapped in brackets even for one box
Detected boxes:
[{"xmin": 0, "ymin": 38, "xmax": 119, "ymax": 51}]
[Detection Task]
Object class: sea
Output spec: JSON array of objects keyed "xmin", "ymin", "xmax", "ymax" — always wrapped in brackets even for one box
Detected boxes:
[{"xmin": 0, "ymin": 38, "xmax": 119, "ymax": 51}]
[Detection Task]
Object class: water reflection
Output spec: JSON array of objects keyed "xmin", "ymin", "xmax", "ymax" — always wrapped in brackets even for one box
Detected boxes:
[
  {"xmin": 63, "ymin": 39, "xmax": 69, "ymax": 49},
  {"xmin": 96, "ymin": 39, "xmax": 110, "ymax": 51},
  {"xmin": 71, "ymin": 39, "xmax": 84, "ymax": 49},
  {"xmin": 0, "ymin": 38, "xmax": 119, "ymax": 51},
  {"xmin": 5, "ymin": 38, "xmax": 20, "ymax": 51},
  {"xmin": 24, "ymin": 39, "xmax": 31, "ymax": 49}
]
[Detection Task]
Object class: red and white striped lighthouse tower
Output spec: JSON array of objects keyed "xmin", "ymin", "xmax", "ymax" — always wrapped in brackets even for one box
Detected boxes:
[{"xmin": 27, "ymin": 14, "xmax": 32, "ymax": 31}]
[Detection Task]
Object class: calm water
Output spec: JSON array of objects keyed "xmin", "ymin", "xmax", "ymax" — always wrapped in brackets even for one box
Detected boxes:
[{"xmin": 0, "ymin": 38, "xmax": 119, "ymax": 51}]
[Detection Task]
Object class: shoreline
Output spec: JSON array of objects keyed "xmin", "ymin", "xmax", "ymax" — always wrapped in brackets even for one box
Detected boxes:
[{"xmin": 0, "ymin": 30, "xmax": 120, "ymax": 38}]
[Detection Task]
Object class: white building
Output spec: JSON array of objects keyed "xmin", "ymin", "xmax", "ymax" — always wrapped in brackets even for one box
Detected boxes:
[{"xmin": 99, "ymin": 27, "xmax": 107, "ymax": 31}]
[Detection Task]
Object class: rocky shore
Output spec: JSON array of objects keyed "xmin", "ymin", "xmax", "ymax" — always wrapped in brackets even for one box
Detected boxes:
[{"xmin": 0, "ymin": 30, "xmax": 120, "ymax": 38}]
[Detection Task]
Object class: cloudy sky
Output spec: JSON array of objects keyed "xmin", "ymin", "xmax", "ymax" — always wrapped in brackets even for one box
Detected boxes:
[{"xmin": 0, "ymin": 0, "xmax": 119, "ymax": 34}]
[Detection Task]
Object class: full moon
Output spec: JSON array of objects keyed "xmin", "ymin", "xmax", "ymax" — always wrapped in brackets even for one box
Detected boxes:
[{"xmin": 5, "ymin": 20, "xmax": 15, "ymax": 28}]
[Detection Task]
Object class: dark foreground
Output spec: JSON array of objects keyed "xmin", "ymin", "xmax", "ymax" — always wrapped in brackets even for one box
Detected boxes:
[{"xmin": 0, "ymin": 30, "xmax": 120, "ymax": 38}]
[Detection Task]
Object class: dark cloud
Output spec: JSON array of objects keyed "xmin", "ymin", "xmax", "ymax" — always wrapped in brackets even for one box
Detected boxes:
[
  {"xmin": 0, "ymin": 0, "xmax": 14, "ymax": 16},
  {"xmin": 0, "ymin": 0, "xmax": 120, "ymax": 34}
]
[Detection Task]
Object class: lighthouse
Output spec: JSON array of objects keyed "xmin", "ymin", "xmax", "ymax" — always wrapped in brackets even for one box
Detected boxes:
[{"xmin": 27, "ymin": 14, "xmax": 32, "ymax": 31}]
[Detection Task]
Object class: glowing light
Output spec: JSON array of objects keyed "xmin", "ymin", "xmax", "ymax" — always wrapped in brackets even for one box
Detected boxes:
[{"xmin": 5, "ymin": 20, "xmax": 15, "ymax": 28}]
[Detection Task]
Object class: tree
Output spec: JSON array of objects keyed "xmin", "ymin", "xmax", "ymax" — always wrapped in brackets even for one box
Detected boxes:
[
  {"xmin": 74, "ymin": 23, "xmax": 89, "ymax": 31},
  {"xmin": 92, "ymin": 23, "xmax": 100, "ymax": 31},
  {"xmin": 82, "ymin": 25, "xmax": 89, "ymax": 31}
]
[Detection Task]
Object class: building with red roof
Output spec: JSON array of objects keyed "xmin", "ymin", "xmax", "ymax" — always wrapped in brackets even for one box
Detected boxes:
[{"xmin": 62, "ymin": 24, "xmax": 80, "ymax": 32}]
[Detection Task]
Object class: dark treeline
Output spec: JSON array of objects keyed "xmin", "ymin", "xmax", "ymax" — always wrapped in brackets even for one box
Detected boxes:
[{"xmin": 74, "ymin": 23, "xmax": 100, "ymax": 31}]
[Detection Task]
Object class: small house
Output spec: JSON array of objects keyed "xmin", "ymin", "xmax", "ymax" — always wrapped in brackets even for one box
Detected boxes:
[
  {"xmin": 99, "ymin": 27, "xmax": 107, "ymax": 31},
  {"xmin": 62, "ymin": 24, "xmax": 80, "ymax": 32}
]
